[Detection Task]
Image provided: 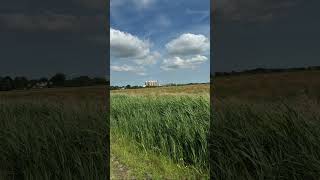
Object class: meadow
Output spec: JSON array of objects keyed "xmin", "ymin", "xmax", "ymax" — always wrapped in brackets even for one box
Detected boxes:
[
  {"xmin": 111, "ymin": 70, "xmax": 320, "ymax": 179},
  {"xmin": 1, "ymin": 69, "xmax": 319, "ymax": 179},
  {"xmin": 210, "ymin": 70, "xmax": 320, "ymax": 179},
  {"xmin": 110, "ymin": 85, "xmax": 210, "ymax": 179},
  {"xmin": 0, "ymin": 86, "xmax": 109, "ymax": 180}
]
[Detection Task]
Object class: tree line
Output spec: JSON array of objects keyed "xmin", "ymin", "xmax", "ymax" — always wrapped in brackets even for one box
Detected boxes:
[
  {"xmin": 110, "ymin": 85, "xmax": 144, "ymax": 90},
  {"xmin": 213, "ymin": 66, "xmax": 320, "ymax": 77},
  {"xmin": 0, "ymin": 73, "xmax": 108, "ymax": 91},
  {"xmin": 110, "ymin": 82, "xmax": 209, "ymax": 90}
]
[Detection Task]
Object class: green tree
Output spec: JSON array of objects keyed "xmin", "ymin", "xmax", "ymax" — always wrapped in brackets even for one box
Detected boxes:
[
  {"xmin": 13, "ymin": 76, "xmax": 28, "ymax": 89},
  {"xmin": 50, "ymin": 73, "xmax": 66, "ymax": 87}
]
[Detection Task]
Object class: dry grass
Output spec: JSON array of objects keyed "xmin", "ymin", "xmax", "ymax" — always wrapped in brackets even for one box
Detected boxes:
[
  {"xmin": 0, "ymin": 85, "xmax": 108, "ymax": 105},
  {"xmin": 213, "ymin": 70, "xmax": 320, "ymax": 101},
  {"xmin": 210, "ymin": 70, "xmax": 320, "ymax": 179},
  {"xmin": 112, "ymin": 84, "xmax": 209, "ymax": 95}
]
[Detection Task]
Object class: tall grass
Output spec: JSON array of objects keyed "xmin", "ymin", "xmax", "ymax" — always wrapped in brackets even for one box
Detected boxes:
[
  {"xmin": 111, "ymin": 94, "xmax": 209, "ymax": 171},
  {"xmin": 0, "ymin": 99, "xmax": 109, "ymax": 180},
  {"xmin": 210, "ymin": 99, "xmax": 320, "ymax": 179}
]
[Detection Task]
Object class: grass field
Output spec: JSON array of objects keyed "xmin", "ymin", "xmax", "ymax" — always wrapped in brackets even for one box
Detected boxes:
[
  {"xmin": 1, "ymin": 69, "xmax": 319, "ymax": 179},
  {"xmin": 213, "ymin": 70, "xmax": 320, "ymax": 101},
  {"xmin": 110, "ymin": 84, "xmax": 210, "ymax": 179},
  {"xmin": 112, "ymin": 84, "xmax": 209, "ymax": 95},
  {"xmin": 0, "ymin": 87, "xmax": 109, "ymax": 180},
  {"xmin": 210, "ymin": 70, "xmax": 320, "ymax": 179}
]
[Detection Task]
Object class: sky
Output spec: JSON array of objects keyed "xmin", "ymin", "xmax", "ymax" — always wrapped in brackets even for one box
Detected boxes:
[
  {"xmin": 2, "ymin": 0, "xmax": 319, "ymax": 81},
  {"xmin": 110, "ymin": 0, "xmax": 210, "ymax": 86},
  {"xmin": 0, "ymin": 0, "xmax": 108, "ymax": 79},
  {"xmin": 212, "ymin": 0, "xmax": 320, "ymax": 73}
]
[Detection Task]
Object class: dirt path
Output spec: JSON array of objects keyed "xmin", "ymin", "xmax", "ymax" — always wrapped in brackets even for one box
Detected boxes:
[{"xmin": 111, "ymin": 155, "xmax": 133, "ymax": 179}]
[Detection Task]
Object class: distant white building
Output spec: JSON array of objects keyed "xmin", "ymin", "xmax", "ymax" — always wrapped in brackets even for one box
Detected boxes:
[
  {"xmin": 32, "ymin": 82, "xmax": 48, "ymax": 89},
  {"xmin": 145, "ymin": 80, "xmax": 159, "ymax": 87}
]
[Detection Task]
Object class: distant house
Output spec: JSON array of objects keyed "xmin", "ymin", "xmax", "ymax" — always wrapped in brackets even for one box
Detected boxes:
[
  {"xmin": 31, "ymin": 81, "xmax": 52, "ymax": 89},
  {"xmin": 145, "ymin": 80, "xmax": 159, "ymax": 87},
  {"xmin": 33, "ymin": 82, "xmax": 47, "ymax": 89}
]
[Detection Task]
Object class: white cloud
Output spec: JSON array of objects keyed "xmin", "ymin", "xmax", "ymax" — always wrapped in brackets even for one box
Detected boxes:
[
  {"xmin": 134, "ymin": 51, "xmax": 161, "ymax": 65},
  {"xmin": 111, "ymin": 0, "xmax": 155, "ymax": 9},
  {"xmin": 110, "ymin": 28, "xmax": 160, "ymax": 66},
  {"xmin": 111, "ymin": 64, "xmax": 146, "ymax": 75},
  {"xmin": 111, "ymin": 28, "xmax": 162, "ymax": 76},
  {"xmin": 161, "ymin": 33, "xmax": 209, "ymax": 71},
  {"xmin": 165, "ymin": 33, "xmax": 209, "ymax": 56},
  {"xmin": 161, "ymin": 55, "xmax": 208, "ymax": 71},
  {"xmin": 110, "ymin": 28, "xmax": 150, "ymax": 58}
]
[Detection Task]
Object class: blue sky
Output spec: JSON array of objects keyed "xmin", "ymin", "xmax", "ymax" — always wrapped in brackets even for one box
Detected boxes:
[{"xmin": 110, "ymin": 0, "xmax": 210, "ymax": 86}]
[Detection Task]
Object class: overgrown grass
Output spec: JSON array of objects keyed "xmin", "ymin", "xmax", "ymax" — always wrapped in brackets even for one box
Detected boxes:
[
  {"xmin": 210, "ymin": 99, "xmax": 320, "ymax": 179},
  {"xmin": 112, "ymin": 84, "xmax": 209, "ymax": 95},
  {"xmin": 0, "ymin": 99, "xmax": 109, "ymax": 180},
  {"xmin": 111, "ymin": 94, "xmax": 209, "ymax": 177},
  {"xmin": 111, "ymin": 133, "xmax": 205, "ymax": 179}
]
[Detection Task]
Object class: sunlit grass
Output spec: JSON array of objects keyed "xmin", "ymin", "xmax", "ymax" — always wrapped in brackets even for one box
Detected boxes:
[{"xmin": 111, "ymin": 94, "xmax": 209, "ymax": 177}]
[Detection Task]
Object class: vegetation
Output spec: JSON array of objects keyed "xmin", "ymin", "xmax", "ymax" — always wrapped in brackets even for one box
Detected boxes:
[
  {"xmin": 0, "ymin": 73, "xmax": 107, "ymax": 91},
  {"xmin": 110, "ymin": 85, "xmax": 210, "ymax": 179},
  {"xmin": 2, "ymin": 67, "xmax": 319, "ymax": 179},
  {"xmin": 111, "ymin": 133, "xmax": 204, "ymax": 179},
  {"xmin": 0, "ymin": 87, "xmax": 109, "ymax": 179},
  {"xmin": 112, "ymin": 83, "xmax": 209, "ymax": 95},
  {"xmin": 210, "ymin": 69, "xmax": 320, "ymax": 179},
  {"xmin": 110, "ymin": 82, "xmax": 208, "ymax": 90},
  {"xmin": 214, "ymin": 65, "xmax": 320, "ymax": 77},
  {"xmin": 210, "ymin": 99, "xmax": 320, "ymax": 179}
]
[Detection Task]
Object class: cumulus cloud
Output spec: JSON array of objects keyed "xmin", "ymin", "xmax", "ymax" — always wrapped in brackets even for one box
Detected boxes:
[
  {"xmin": 134, "ymin": 51, "xmax": 161, "ymax": 65},
  {"xmin": 161, "ymin": 55, "xmax": 207, "ymax": 70},
  {"xmin": 110, "ymin": 28, "xmax": 150, "ymax": 58},
  {"xmin": 165, "ymin": 33, "xmax": 209, "ymax": 56},
  {"xmin": 110, "ymin": 28, "xmax": 160, "ymax": 65},
  {"xmin": 161, "ymin": 33, "xmax": 209, "ymax": 71},
  {"xmin": 110, "ymin": 30, "xmax": 209, "ymax": 73},
  {"xmin": 110, "ymin": 28, "xmax": 161, "ymax": 75}
]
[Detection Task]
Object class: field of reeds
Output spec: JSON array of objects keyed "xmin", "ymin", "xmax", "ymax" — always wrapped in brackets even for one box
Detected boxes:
[
  {"xmin": 210, "ymin": 70, "xmax": 320, "ymax": 179},
  {"xmin": 0, "ymin": 87, "xmax": 109, "ymax": 180},
  {"xmin": 2, "ymin": 69, "xmax": 320, "ymax": 179},
  {"xmin": 110, "ymin": 84, "xmax": 210, "ymax": 178},
  {"xmin": 111, "ymin": 95, "xmax": 209, "ymax": 166}
]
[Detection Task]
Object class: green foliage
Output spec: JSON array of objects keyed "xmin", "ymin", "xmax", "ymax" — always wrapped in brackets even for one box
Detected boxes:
[
  {"xmin": 210, "ymin": 100, "xmax": 320, "ymax": 179},
  {"xmin": 111, "ymin": 94, "xmax": 209, "ymax": 173},
  {"xmin": 0, "ymin": 99, "xmax": 109, "ymax": 180}
]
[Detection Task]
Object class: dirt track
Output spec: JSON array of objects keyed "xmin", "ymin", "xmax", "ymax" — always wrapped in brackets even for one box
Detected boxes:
[{"xmin": 111, "ymin": 155, "xmax": 133, "ymax": 179}]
